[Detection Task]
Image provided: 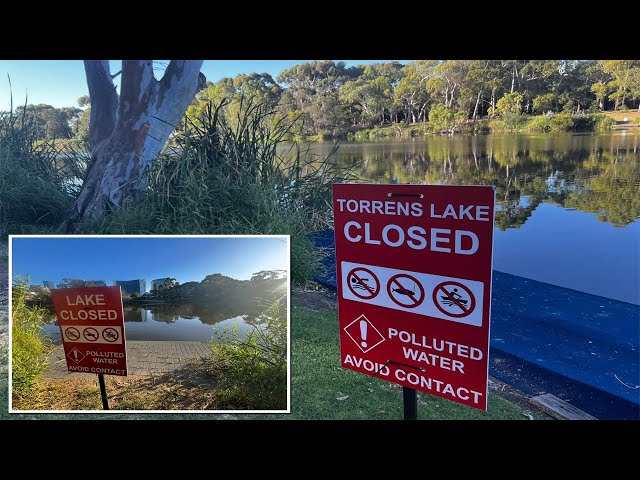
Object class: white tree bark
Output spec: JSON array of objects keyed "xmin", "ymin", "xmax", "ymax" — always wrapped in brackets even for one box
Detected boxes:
[{"xmin": 69, "ymin": 60, "xmax": 204, "ymax": 224}]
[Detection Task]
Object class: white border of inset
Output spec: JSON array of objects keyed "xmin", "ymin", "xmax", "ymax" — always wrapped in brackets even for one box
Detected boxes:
[{"xmin": 8, "ymin": 234, "xmax": 291, "ymax": 415}]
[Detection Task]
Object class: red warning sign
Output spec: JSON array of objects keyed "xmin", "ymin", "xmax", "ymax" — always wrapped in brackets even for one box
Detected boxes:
[
  {"xmin": 334, "ymin": 184, "xmax": 495, "ymax": 411},
  {"xmin": 51, "ymin": 286, "xmax": 128, "ymax": 376}
]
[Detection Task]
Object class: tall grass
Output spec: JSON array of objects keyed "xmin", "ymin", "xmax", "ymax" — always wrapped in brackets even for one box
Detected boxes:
[
  {"xmin": 0, "ymin": 98, "xmax": 87, "ymax": 238},
  {"xmin": 11, "ymin": 279, "xmax": 52, "ymax": 398},
  {"xmin": 84, "ymin": 98, "xmax": 357, "ymax": 282},
  {"xmin": 203, "ymin": 293, "xmax": 288, "ymax": 410}
]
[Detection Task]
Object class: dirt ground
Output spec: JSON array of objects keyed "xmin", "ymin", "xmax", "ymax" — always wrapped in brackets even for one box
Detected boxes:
[
  {"xmin": 290, "ymin": 281, "xmax": 553, "ymax": 419},
  {"xmin": 12, "ymin": 361, "xmax": 231, "ymax": 411}
]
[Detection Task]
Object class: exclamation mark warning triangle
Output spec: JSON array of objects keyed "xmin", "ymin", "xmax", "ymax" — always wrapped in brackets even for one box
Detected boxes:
[
  {"xmin": 67, "ymin": 347, "xmax": 86, "ymax": 364},
  {"xmin": 343, "ymin": 314, "xmax": 385, "ymax": 353}
]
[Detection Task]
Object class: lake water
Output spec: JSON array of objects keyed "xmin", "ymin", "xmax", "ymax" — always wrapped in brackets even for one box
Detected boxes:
[
  {"xmin": 311, "ymin": 132, "xmax": 640, "ymax": 304},
  {"xmin": 42, "ymin": 304, "xmax": 264, "ymax": 343}
]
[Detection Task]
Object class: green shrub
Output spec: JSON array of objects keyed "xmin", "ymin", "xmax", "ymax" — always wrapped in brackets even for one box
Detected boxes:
[
  {"xmin": 501, "ymin": 113, "xmax": 527, "ymax": 131},
  {"xmin": 532, "ymin": 93, "xmax": 556, "ymax": 114},
  {"xmin": 572, "ymin": 114, "xmax": 615, "ymax": 131},
  {"xmin": 497, "ymin": 92, "xmax": 524, "ymax": 116},
  {"xmin": 204, "ymin": 294, "xmax": 287, "ymax": 410},
  {"xmin": 428, "ymin": 103, "xmax": 454, "ymax": 133},
  {"xmin": 11, "ymin": 280, "xmax": 51, "ymax": 398},
  {"xmin": 525, "ymin": 113, "xmax": 574, "ymax": 132}
]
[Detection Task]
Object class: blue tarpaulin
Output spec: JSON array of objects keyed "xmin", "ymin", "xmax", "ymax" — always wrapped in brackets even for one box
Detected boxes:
[{"xmin": 309, "ymin": 230, "xmax": 640, "ymax": 420}]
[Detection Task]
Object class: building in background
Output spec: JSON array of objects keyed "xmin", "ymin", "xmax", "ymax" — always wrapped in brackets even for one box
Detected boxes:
[
  {"xmin": 114, "ymin": 279, "xmax": 146, "ymax": 295},
  {"xmin": 57, "ymin": 278, "xmax": 107, "ymax": 288},
  {"xmin": 43, "ymin": 281, "xmax": 56, "ymax": 289},
  {"xmin": 150, "ymin": 278, "xmax": 168, "ymax": 291}
]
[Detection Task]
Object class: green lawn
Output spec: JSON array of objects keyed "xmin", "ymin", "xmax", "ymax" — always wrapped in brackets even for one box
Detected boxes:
[
  {"xmin": 1, "ymin": 306, "xmax": 544, "ymax": 420},
  {"xmin": 261, "ymin": 307, "xmax": 542, "ymax": 420}
]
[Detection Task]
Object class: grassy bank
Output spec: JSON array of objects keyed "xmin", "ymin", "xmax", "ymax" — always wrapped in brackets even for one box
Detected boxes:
[
  {"xmin": 277, "ymin": 306, "xmax": 543, "ymax": 420},
  {"xmin": 307, "ymin": 112, "xmax": 618, "ymax": 141},
  {"xmin": 602, "ymin": 110, "xmax": 640, "ymax": 123},
  {"xmin": 12, "ymin": 294, "xmax": 288, "ymax": 412},
  {"xmin": 8, "ymin": 305, "xmax": 544, "ymax": 419}
]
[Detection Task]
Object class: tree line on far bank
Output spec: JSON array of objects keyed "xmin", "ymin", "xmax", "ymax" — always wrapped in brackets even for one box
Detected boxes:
[
  {"xmin": 13, "ymin": 60, "xmax": 640, "ymax": 142},
  {"xmin": 188, "ymin": 60, "xmax": 640, "ymax": 137}
]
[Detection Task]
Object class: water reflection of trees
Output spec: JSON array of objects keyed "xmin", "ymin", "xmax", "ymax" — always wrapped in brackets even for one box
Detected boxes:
[
  {"xmin": 142, "ymin": 303, "xmax": 265, "ymax": 326},
  {"xmin": 330, "ymin": 134, "xmax": 640, "ymax": 230}
]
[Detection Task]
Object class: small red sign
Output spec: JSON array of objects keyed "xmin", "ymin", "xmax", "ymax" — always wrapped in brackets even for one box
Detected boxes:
[
  {"xmin": 50, "ymin": 286, "xmax": 128, "ymax": 376},
  {"xmin": 334, "ymin": 184, "xmax": 495, "ymax": 411}
]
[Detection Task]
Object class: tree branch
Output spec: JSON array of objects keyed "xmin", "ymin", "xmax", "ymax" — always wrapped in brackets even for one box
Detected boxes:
[
  {"xmin": 84, "ymin": 60, "xmax": 118, "ymax": 148},
  {"xmin": 159, "ymin": 60, "xmax": 205, "ymax": 96},
  {"xmin": 119, "ymin": 60, "xmax": 156, "ymax": 123}
]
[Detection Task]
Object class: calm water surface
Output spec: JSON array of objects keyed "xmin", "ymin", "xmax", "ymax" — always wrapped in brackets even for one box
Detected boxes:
[
  {"xmin": 43, "ymin": 304, "xmax": 264, "ymax": 343},
  {"xmin": 311, "ymin": 132, "xmax": 639, "ymax": 304}
]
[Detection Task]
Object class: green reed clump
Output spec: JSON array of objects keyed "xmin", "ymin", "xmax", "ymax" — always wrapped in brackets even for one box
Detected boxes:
[
  {"xmin": 0, "ymin": 99, "xmax": 86, "ymax": 238},
  {"xmin": 11, "ymin": 279, "xmax": 52, "ymax": 398},
  {"xmin": 84, "ymin": 98, "xmax": 356, "ymax": 282},
  {"xmin": 203, "ymin": 294, "xmax": 288, "ymax": 410}
]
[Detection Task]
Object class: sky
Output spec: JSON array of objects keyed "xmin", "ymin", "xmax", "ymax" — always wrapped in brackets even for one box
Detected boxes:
[
  {"xmin": 0, "ymin": 60, "xmax": 405, "ymax": 109},
  {"xmin": 11, "ymin": 236, "xmax": 289, "ymax": 290}
]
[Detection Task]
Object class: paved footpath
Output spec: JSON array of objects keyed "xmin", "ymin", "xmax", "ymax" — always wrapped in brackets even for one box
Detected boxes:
[{"xmin": 45, "ymin": 341, "xmax": 210, "ymax": 378}]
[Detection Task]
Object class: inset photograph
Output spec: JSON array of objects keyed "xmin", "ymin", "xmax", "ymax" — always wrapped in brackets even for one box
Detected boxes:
[{"xmin": 9, "ymin": 235, "xmax": 289, "ymax": 413}]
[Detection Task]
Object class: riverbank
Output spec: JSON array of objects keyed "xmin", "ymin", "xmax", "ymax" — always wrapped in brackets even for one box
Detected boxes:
[
  {"xmin": 306, "ymin": 112, "xmax": 624, "ymax": 141},
  {"xmin": 2, "ymin": 269, "xmax": 548, "ymax": 418},
  {"xmin": 8, "ymin": 304, "xmax": 551, "ymax": 419}
]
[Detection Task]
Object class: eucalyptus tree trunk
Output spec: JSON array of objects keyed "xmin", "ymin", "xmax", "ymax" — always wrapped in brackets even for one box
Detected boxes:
[
  {"xmin": 67, "ymin": 60, "xmax": 204, "ymax": 226},
  {"xmin": 472, "ymin": 91, "xmax": 482, "ymax": 119}
]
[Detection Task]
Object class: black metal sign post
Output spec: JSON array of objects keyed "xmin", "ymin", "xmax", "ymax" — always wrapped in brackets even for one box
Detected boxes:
[
  {"xmin": 98, "ymin": 373, "xmax": 109, "ymax": 410},
  {"xmin": 403, "ymin": 386, "xmax": 417, "ymax": 420}
]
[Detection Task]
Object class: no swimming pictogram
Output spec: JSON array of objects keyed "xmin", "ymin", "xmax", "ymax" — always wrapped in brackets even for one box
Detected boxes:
[
  {"xmin": 64, "ymin": 327, "xmax": 80, "ymax": 341},
  {"xmin": 347, "ymin": 267, "xmax": 380, "ymax": 300}
]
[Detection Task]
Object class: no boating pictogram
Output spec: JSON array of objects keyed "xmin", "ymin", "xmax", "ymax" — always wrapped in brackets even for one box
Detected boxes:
[
  {"xmin": 433, "ymin": 281, "xmax": 476, "ymax": 318},
  {"xmin": 347, "ymin": 267, "xmax": 380, "ymax": 300},
  {"xmin": 387, "ymin": 273, "xmax": 425, "ymax": 308},
  {"xmin": 102, "ymin": 328, "xmax": 119, "ymax": 342}
]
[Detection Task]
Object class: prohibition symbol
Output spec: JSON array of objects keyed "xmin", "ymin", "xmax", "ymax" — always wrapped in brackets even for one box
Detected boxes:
[
  {"xmin": 64, "ymin": 327, "xmax": 80, "ymax": 341},
  {"xmin": 102, "ymin": 328, "xmax": 119, "ymax": 342},
  {"xmin": 347, "ymin": 267, "xmax": 380, "ymax": 300},
  {"xmin": 387, "ymin": 273, "xmax": 425, "ymax": 308},
  {"xmin": 433, "ymin": 281, "xmax": 476, "ymax": 318},
  {"xmin": 83, "ymin": 327, "xmax": 99, "ymax": 342}
]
